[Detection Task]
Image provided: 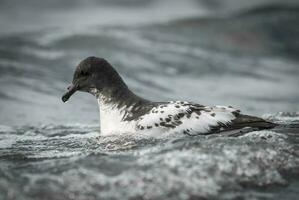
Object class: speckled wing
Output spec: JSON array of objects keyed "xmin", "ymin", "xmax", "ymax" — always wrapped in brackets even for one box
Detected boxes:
[{"xmin": 137, "ymin": 101, "xmax": 240, "ymax": 135}]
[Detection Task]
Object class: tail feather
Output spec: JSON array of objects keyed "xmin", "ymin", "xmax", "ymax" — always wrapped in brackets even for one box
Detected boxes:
[{"xmin": 230, "ymin": 114, "xmax": 277, "ymax": 130}]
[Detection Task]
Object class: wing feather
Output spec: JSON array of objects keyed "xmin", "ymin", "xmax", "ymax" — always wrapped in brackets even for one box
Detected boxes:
[{"xmin": 137, "ymin": 101, "xmax": 240, "ymax": 135}]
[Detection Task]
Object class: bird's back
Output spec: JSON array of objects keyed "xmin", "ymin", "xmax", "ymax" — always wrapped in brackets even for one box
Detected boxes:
[{"xmin": 136, "ymin": 101, "xmax": 276, "ymax": 135}]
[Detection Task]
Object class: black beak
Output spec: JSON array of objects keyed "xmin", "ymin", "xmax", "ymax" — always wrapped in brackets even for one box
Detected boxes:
[{"xmin": 62, "ymin": 84, "xmax": 78, "ymax": 102}]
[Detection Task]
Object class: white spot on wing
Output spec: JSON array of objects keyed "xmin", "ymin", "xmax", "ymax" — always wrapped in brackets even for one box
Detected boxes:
[{"xmin": 138, "ymin": 101, "xmax": 238, "ymax": 135}]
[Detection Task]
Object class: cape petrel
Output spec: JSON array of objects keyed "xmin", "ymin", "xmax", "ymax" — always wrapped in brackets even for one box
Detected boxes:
[{"xmin": 62, "ymin": 57, "xmax": 276, "ymax": 136}]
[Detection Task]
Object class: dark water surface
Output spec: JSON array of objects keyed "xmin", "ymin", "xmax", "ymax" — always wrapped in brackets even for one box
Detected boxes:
[
  {"xmin": 1, "ymin": 1, "xmax": 299, "ymax": 200},
  {"xmin": 1, "ymin": 117, "xmax": 299, "ymax": 200}
]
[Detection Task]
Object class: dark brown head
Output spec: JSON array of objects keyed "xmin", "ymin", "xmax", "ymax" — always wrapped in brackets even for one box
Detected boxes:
[{"xmin": 62, "ymin": 57, "xmax": 127, "ymax": 102}]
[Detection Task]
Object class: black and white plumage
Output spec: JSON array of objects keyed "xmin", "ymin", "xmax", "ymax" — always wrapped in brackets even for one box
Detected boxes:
[{"xmin": 62, "ymin": 57, "xmax": 276, "ymax": 136}]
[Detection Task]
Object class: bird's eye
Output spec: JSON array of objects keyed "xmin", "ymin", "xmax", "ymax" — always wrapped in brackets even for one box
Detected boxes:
[{"xmin": 80, "ymin": 71, "xmax": 89, "ymax": 76}]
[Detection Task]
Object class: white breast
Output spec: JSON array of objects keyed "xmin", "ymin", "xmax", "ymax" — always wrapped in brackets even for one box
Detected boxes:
[{"xmin": 97, "ymin": 99, "xmax": 137, "ymax": 136}]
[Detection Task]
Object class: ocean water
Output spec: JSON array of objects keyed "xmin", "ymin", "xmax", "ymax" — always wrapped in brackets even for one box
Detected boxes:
[{"xmin": 1, "ymin": 1, "xmax": 299, "ymax": 200}]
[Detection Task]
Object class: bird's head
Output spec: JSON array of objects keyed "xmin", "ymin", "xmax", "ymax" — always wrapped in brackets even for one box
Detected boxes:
[{"xmin": 62, "ymin": 57, "xmax": 126, "ymax": 102}]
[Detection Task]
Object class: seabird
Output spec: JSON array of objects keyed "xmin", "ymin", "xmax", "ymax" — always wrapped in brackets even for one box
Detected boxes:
[{"xmin": 62, "ymin": 57, "xmax": 276, "ymax": 136}]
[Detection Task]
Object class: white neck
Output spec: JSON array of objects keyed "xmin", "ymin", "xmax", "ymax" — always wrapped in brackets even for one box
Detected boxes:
[{"xmin": 97, "ymin": 97, "xmax": 136, "ymax": 135}]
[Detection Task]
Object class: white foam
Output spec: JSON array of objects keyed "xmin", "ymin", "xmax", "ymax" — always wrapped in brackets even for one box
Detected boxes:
[{"xmin": 263, "ymin": 112, "xmax": 299, "ymax": 123}]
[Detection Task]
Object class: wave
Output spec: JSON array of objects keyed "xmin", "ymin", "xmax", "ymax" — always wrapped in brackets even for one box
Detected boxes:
[{"xmin": 1, "ymin": 119, "xmax": 299, "ymax": 200}]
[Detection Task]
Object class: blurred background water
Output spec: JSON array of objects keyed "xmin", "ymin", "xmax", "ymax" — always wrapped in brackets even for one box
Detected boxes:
[{"xmin": 0, "ymin": 0, "xmax": 299, "ymax": 200}]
